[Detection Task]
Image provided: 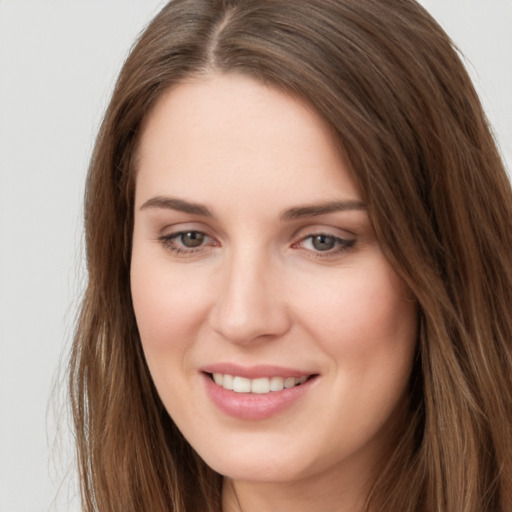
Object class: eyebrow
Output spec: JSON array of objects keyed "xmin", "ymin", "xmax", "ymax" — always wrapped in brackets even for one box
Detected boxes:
[
  {"xmin": 140, "ymin": 196, "xmax": 213, "ymax": 217},
  {"xmin": 280, "ymin": 200, "xmax": 366, "ymax": 221},
  {"xmin": 139, "ymin": 196, "xmax": 366, "ymax": 220}
]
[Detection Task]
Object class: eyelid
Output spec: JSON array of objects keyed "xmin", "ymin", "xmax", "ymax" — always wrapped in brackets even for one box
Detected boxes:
[
  {"xmin": 294, "ymin": 233, "xmax": 355, "ymax": 248},
  {"xmin": 291, "ymin": 226, "xmax": 357, "ymax": 257},
  {"xmin": 155, "ymin": 222, "xmax": 357, "ymax": 258},
  {"xmin": 158, "ymin": 227, "xmax": 220, "ymax": 255},
  {"xmin": 158, "ymin": 220, "xmax": 216, "ymax": 241},
  {"xmin": 291, "ymin": 223, "xmax": 356, "ymax": 242}
]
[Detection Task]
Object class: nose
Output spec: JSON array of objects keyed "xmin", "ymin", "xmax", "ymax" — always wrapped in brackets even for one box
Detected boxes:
[{"xmin": 208, "ymin": 248, "xmax": 292, "ymax": 345}]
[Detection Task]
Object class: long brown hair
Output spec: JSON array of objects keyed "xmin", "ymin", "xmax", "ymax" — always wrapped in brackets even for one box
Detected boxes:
[{"xmin": 70, "ymin": 1, "xmax": 512, "ymax": 510}]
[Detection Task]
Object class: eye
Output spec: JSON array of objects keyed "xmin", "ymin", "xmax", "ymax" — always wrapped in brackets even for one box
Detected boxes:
[
  {"xmin": 295, "ymin": 233, "xmax": 355, "ymax": 255},
  {"xmin": 307, "ymin": 234, "xmax": 337, "ymax": 251},
  {"xmin": 159, "ymin": 230, "xmax": 217, "ymax": 254},
  {"xmin": 175, "ymin": 231, "xmax": 206, "ymax": 248}
]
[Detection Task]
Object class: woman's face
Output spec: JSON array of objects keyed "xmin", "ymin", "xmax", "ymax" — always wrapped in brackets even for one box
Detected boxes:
[{"xmin": 131, "ymin": 74, "xmax": 417, "ymax": 493}]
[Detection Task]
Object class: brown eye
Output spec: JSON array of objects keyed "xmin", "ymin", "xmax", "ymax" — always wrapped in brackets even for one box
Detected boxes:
[
  {"xmin": 179, "ymin": 231, "xmax": 205, "ymax": 248},
  {"xmin": 159, "ymin": 230, "xmax": 217, "ymax": 256},
  {"xmin": 311, "ymin": 234, "xmax": 336, "ymax": 251}
]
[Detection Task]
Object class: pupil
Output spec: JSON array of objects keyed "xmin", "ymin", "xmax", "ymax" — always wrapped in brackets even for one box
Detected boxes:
[
  {"xmin": 312, "ymin": 235, "xmax": 335, "ymax": 251},
  {"xmin": 182, "ymin": 232, "xmax": 204, "ymax": 247}
]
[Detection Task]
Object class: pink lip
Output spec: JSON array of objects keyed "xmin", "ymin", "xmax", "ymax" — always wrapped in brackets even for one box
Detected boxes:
[
  {"xmin": 200, "ymin": 362, "xmax": 311, "ymax": 379},
  {"xmin": 200, "ymin": 365, "xmax": 318, "ymax": 421}
]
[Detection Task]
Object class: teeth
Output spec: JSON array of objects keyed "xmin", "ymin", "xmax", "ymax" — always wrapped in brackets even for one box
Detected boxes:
[
  {"xmin": 223, "ymin": 374, "xmax": 234, "ymax": 390},
  {"xmin": 251, "ymin": 377, "xmax": 270, "ymax": 394},
  {"xmin": 270, "ymin": 376, "xmax": 284, "ymax": 391},
  {"xmin": 284, "ymin": 377, "xmax": 296, "ymax": 389},
  {"xmin": 233, "ymin": 376, "xmax": 251, "ymax": 393},
  {"xmin": 211, "ymin": 373, "xmax": 308, "ymax": 394}
]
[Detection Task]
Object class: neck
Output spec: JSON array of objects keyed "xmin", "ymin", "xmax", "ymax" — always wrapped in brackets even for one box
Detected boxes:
[{"xmin": 221, "ymin": 467, "xmax": 373, "ymax": 512}]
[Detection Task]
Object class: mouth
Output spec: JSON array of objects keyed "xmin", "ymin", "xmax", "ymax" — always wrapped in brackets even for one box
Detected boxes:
[
  {"xmin": 201, "ymin": 367, "xmax": 318, "ymax": 420},
  {"xmin": 205, "ymin": 372, "xmax": 314, "ymax": 394}
]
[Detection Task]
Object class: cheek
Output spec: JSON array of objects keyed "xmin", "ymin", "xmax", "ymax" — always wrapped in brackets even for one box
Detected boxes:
[
  {"xmin": 130, "ymin": 253, "xmax": 213, "ymax": 417},
  {"xmin": 297, "ymin": 267, "xmax": 415, "ymax": 347},
  {"xmin": 130, "ymin": 249, "xmax": 210, "ymax": 356},
  {"xmin": 293, "ymin": 264, "xmax": 418, "ymax": 448},
  {"xmin": 292, "ymin": 260, "xmax": 418, "ymax": 411}
]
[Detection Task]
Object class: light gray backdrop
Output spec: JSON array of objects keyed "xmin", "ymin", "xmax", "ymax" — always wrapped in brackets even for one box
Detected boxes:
[{"xmin": 0, "ymin": 1, "xmax": 510, "ymax": 511}]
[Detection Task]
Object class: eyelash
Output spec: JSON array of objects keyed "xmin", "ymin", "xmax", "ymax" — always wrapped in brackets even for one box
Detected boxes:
[
  {"xmin": 159, "ymin": 231, "xmax": 217, "ymax": 255},
  {"xmin": 158, "ymin": 231, "xmax": 356, "ymax": 258},
  {"xmin": 293, "ymin": 233, "xmax": 356, "ymax": 257}
]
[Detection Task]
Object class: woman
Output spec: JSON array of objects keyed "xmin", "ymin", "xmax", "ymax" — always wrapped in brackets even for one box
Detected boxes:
[{"xmin": 69, "ymin": 0, "xmax": 512, "ymax": 510}]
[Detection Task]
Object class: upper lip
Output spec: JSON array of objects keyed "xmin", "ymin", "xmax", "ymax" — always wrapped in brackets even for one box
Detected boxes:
[{"xmin": 200, "ymin": 363, "xmax": 315, "ymax": 379}]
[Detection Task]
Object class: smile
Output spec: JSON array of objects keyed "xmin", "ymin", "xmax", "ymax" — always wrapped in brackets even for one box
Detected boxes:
[
  {"xmin": 203, "ymin": 370, "xmax": 317, "ymax": 420},
  {"xmin": 210, "ymin": 373, "xmax": 308, "ymax": 394}
]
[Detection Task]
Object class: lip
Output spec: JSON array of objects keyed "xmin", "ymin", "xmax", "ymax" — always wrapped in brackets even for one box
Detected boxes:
[
  {"xmin": 200, "ymin": 364, "xmax": 318, "ymax": 421},
  {"xmin": 201, "ymin": 362, "xmax": 311, "ymax": 379}
]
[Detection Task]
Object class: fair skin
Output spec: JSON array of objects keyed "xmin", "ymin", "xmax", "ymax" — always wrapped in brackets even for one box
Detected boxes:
[{"xmin": 130, "ymin": 73, "xmax": 418, "ymax": 512}]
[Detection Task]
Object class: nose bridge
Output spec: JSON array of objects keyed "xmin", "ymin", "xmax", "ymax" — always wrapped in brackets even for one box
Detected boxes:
[{"xmin": 210, "ymin": 241, "xmax": 289, "ymax": 344}]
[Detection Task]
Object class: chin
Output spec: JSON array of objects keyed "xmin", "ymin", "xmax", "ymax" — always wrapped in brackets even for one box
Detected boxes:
[
  {"xmin": 194, "ymin": 436, "xmax": 310, "ymax": 483},
  {"xmin": 211, "ymin": 458, "xmax": 304, "ymax": 483}
]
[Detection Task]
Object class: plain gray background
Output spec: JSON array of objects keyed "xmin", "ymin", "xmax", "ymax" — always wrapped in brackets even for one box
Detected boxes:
[{"xmin": 0, "ymin": 1, "xmax": 511, "ymax": 511}]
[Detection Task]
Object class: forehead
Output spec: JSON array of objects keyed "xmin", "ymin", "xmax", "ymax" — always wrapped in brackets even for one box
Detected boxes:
[{"xmin": 135, "ymin": 73, "xmax": 360, "ymax": 211}]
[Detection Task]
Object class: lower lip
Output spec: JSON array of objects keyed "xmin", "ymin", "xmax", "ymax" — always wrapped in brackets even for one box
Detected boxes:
[{"xmin": 202, "ymin": 373, "xmax": 316, "ymax": 421}]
